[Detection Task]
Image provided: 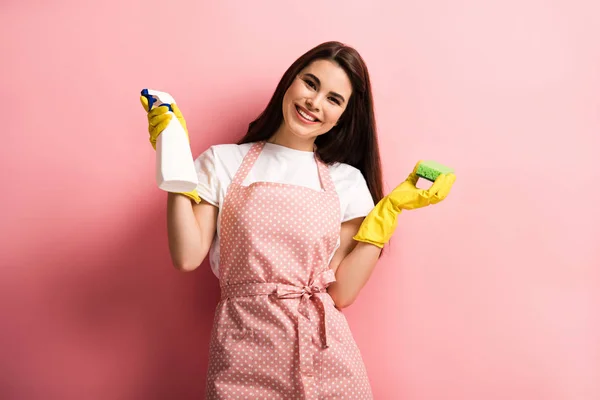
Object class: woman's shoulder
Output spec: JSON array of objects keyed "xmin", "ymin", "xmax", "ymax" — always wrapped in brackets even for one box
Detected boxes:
[
  {"xmin": 327, "ymin": 161, "xmax": 366, "ymax": 185},
  {"xmin": 327, "ymin": 161, "xmax": 375, "ymax": 216},
  {"xmin": 209, "ymin": 142, "xmax": 254, "ymax": 157},
  {"xmin": 197, "ymin": 142, "xmax": 255, "ymax": 164}
]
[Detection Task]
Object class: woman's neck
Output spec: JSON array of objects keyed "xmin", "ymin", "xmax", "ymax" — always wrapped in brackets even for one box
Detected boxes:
[{"xmin": 268, "ymin": 126, "xmax": 315, "ymax": 152}]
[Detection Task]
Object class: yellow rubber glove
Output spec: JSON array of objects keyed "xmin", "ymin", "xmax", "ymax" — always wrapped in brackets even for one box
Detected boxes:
[
  {"xmin": 140, "ymin": 95, "xmax": 189, "ymax": 149},
  {"xmin": 353, "ymin": 161, "xmax": 456, "ymax": 248},
  {"xmin": 140, "ymin": 95, "xmax": 201, "ymax": 204}
]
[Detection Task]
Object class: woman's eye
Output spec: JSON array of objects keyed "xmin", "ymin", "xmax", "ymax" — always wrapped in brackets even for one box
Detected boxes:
[
  {"xmin": 305, "ymin": 80, "xmax": 317, "ymax": 89},
  {"xmin": 329, "ymin": 97, "xmax": 340, "ymax": 105}
]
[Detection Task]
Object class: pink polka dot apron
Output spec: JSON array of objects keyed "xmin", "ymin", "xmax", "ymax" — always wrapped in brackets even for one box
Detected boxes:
[{"xmin": 205, "ymin": 141, "xmax": 373, "ymax": 399}]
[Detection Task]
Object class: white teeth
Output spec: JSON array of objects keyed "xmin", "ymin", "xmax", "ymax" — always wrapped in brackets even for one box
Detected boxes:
[{"xmin": 297, "ymin": 106, "xmax": 316, "ymax": 122}]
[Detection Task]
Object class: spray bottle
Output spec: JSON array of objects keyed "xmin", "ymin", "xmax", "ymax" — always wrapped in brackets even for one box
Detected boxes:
[{"xmin": 141, "ymin": 89, "xmax": 198, "ymax": 193}]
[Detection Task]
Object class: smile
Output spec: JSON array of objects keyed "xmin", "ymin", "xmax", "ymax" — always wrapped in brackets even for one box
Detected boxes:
[{"xmin": 295, "ymin": 105, "xmax": 320, "ymax": 124}]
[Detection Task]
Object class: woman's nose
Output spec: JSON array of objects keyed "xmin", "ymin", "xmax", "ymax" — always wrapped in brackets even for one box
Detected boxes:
[{"xmin": 306, "ymin": 95, "xmax": 322, "ymax": 111}]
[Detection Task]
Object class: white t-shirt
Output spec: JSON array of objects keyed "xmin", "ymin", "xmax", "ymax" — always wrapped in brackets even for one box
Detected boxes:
[{"xmin": 194, "ymin": 142, "xmax": 375, "ymax": 277}]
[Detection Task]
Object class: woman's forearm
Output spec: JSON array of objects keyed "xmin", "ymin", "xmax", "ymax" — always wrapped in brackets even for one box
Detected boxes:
[
  {"xmin": 328, "ymin": 242, "xmax": 382, "ymax": 309},
  {"xmin": 166, "ymin": 192, "xmax": 213, "ymax": 271}
]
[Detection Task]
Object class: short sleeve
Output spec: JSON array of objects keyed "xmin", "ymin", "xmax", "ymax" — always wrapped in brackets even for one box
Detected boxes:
[
  {"xmin": 193, "ymin": 147, "xmax": 221, "ymax": 207},
  {"xmin": 342, "ymin": 172, "xmax": 375, "ymax": 222}
]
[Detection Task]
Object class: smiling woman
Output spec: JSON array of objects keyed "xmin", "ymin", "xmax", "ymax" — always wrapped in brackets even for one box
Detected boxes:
[{"xmin": 139, "ymin": 40, "xmax": 455, "ymax": 399}]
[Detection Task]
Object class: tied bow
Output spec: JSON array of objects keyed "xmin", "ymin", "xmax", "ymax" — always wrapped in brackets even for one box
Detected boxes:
[{"xmin": 274, "ymin": 270, "xmax": 336, "ymax": 348}]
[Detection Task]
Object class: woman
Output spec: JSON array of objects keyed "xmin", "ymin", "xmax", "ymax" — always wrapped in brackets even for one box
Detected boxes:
[{"xmin": 141, "ymin": 41, "xmax": 455, "ymax": 399}]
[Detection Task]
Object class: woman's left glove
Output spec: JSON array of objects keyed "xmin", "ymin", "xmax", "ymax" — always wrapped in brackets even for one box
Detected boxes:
[{"xmin": 353, "ymin": 161, "xmax": 456, "ymax": 248}]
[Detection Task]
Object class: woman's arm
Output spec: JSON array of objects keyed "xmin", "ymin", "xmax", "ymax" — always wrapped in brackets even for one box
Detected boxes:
[
  {"xmin": 167, "ymin": 193, "xmax": 218, "ymax": 271},
  {"xmin": 327, "ymin": 217, "xmax": 382, "ymax": 309}
]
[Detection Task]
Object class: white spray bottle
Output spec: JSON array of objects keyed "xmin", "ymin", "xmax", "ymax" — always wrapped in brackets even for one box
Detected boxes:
[{"xmin": 141, "ymin": 89, "xmax": 198, "ymax": 193}]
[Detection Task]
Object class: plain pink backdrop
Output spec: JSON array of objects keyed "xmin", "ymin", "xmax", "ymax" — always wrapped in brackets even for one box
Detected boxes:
[{"xmin": 2, "ymin": 1, "xmax": 599, "ymax": 399}]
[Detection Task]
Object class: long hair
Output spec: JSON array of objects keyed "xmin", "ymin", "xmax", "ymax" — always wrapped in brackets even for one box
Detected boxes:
[{"xmin": 237, "ymin": 41, "xmax": 384, "ymax": 206}]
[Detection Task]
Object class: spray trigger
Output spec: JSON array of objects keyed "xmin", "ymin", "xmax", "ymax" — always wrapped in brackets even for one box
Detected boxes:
[{"xmin": 141, "ymin": 88, "xmax": 173, "ymax": 112}]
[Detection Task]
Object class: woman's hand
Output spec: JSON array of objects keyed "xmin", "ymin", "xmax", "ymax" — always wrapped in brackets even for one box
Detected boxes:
[
  {"xmin": 139, "ymin": 95, "xmax": 189, "ymax": 150},
  {"xmin": 140, "ymin": 95, "xmax": 199, "ymax": 204},
  {"xmin": 353, "ymin": 161, "xmax": 456, "ymax": 248},
  {"xmin": 386, "ymin": 161, "xmax": 456, "ymax": 210}
]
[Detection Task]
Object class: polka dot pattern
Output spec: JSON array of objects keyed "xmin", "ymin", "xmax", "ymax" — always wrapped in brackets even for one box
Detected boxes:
[{"xmin": 205, "ymin": 141, "xmax": 373, "ymax": 399}]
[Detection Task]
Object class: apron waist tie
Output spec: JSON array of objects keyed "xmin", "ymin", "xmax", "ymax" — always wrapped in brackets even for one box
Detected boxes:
[{"xmin": 220, "ymin": 270, "xmax": 336, "ymax": 349}]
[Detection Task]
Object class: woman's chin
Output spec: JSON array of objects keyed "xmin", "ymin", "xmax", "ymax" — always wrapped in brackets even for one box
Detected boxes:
[{"xmin": 291, "ymin": 128, "xmax": 321, "ymax": 142}]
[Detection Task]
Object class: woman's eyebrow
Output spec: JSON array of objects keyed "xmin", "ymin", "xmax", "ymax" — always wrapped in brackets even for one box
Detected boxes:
[{"xmin": 304, "ymin": 73, "xmax": 346, "ymax": 104}]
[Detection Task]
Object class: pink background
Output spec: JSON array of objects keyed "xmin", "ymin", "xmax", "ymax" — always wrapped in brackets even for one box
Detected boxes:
[{"xmin": 2, "ymin": 1, "xmax": 599, "ymax": 399}]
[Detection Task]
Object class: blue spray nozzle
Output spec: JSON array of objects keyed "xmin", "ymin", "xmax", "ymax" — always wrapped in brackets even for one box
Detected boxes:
[{"xmin": 141, "ymin": 88, "xmax": 173, "ymax": 112}]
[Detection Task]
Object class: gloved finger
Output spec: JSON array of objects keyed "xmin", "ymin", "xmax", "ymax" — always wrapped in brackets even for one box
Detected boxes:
[
  {"xmin": 411, "ymin": 160, "xmax": 423, "ymax": 175},
  {"xmin": 171, "ymin": 103, "xmax": 184, "ymax": 118},
  {"xmin": 406, "ymin": 160, "xmax": 424, "ymax": 185},
  {"xmin": 140, "ymin": 96, "xmax": 150, "ymax": 112},
  {"xmin": 426, "ymin": 173, "xmax": 448, "ymax": 197},
  {"xmin": 437, "ymin": 173, "xmax": 456, "ymax": 200},
  {"xmin": 153, "ymin": 118, "xmax": 171, "ymax": 137},
  {"xmin": 406, "ymin": 173, "xmax": 418, "ymax": 186},
  {"xmin": 171, "ymin": 104, "xmax": 189, "ymax": 134},
  {"xmin": 430, "ymin": 174, "xmax": 456, "ymax": 204},
  {"xmin": 149, "ymin": 112, "xmax": 172, "ymax": 127},
  {"xmin": 148, "ymin": 105, "xmax": 170, "ymax": 119}
]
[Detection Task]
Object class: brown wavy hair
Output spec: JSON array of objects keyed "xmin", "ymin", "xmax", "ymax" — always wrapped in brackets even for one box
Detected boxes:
[{"xmin": 237, "ymin": 41, "xmax": 384, "ymax": 206}]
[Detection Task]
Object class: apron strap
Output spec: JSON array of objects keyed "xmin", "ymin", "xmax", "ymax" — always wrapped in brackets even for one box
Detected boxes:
[
  {"xmin": 231, "ymin": 141, "xmax": 266, "ymax": 186},
  {"xmin": 314, "ymin": 154, "xmax": 336, "ymax": 193}
]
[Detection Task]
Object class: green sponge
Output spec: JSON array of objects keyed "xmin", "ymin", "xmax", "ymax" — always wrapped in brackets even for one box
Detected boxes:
[{"xmin": 416, "ymin": 160, "xmax": 454, "ymax": 182}]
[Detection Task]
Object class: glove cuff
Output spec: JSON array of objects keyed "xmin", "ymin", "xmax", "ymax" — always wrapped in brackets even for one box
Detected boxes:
[
  {"xmin": 179, "ymin": 189, "xmax": 201, "ymax": 204},
  {"xmin": 352, "ymin": 198, "xmax": 402, "ymax": 247},
  {"xmin": 352, "ymin": 234, "xmax": 385, "ymax": 248}
]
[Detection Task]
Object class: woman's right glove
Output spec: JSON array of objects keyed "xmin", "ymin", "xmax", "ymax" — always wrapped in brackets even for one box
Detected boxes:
[
  {"xmin": 140, "ymin": 95, "xmax": 201, "ymax": 204},
  {"xmin": 353, "ymin": 161, "xmax": 456, "ymax": 248}
]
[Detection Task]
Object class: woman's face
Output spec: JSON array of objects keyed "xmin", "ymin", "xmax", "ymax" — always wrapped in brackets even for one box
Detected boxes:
[{"xmin": 280, "ymin": 59, "xmax": 353, "ymax": 142}]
